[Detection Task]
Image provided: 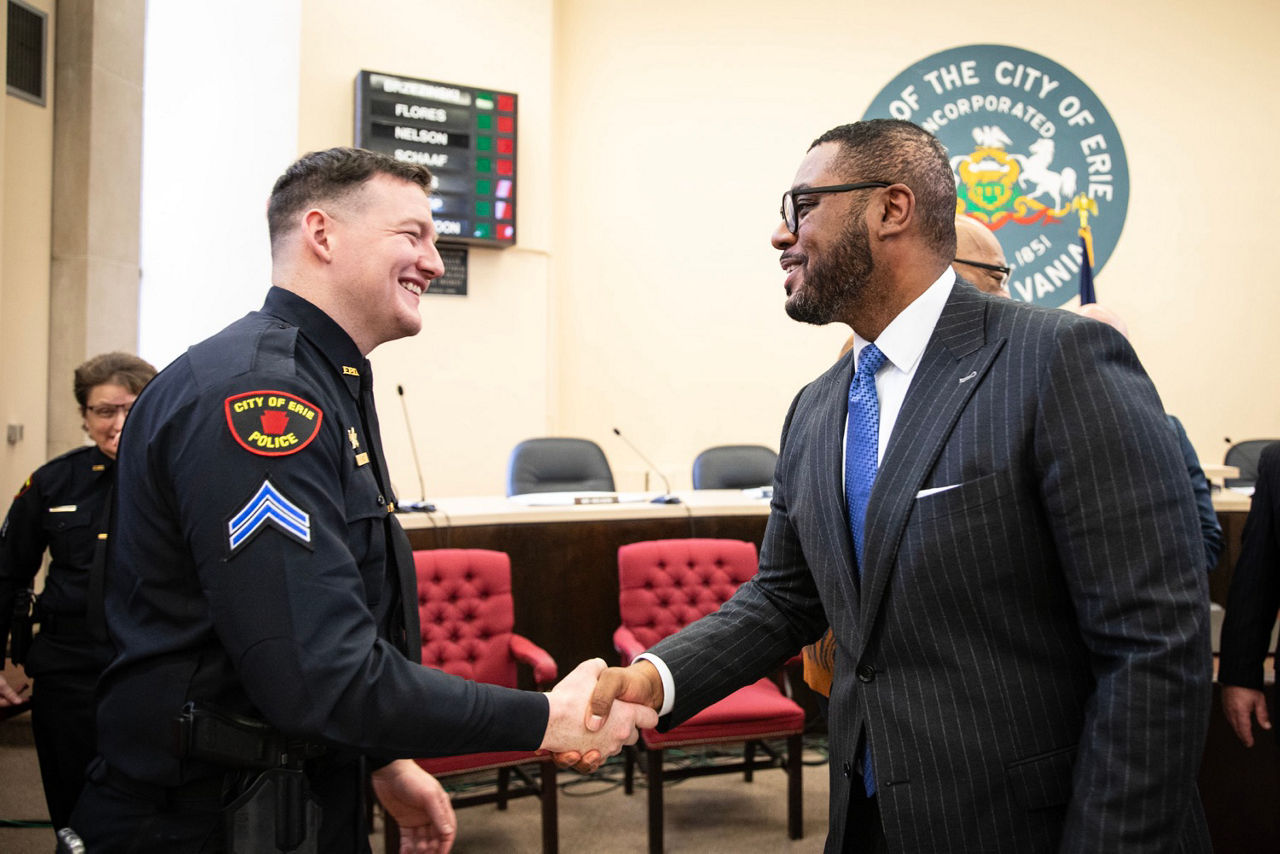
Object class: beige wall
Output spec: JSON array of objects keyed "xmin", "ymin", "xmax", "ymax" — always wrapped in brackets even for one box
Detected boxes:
[
  {"xmin": 297, "ymin": 0, "xmax": 556, "ymax": 499},
  {"xmin": 551, "ymin": 0, "xmax": 1280, "ymax": 490},
  {"xmin": 298, "ymin": 0, "xmax": 1279, "ymax": 497},
  {"xmin": 6, "ymin": 0, "xmax": 1276, "ymax": 498},
  {"xmin": 1, "ymin": 0, "xmax": 55, "ymax": 494}
]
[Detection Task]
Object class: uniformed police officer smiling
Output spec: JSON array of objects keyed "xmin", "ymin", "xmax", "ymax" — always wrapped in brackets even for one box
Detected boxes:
[{"xmin": 69, "ymin": 148, "xmax": 657, "ymax": 854}]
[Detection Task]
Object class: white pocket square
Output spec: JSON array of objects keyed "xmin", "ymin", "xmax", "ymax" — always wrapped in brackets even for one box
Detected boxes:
[{"xmin": 915, "ymin": 484, "xmax": 959, "ymax": 498}]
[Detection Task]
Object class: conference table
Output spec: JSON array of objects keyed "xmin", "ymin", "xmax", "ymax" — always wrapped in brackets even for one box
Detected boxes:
[{"xmin": 399, "ymin": 488, "xmax": 1253, "ymax": 673}]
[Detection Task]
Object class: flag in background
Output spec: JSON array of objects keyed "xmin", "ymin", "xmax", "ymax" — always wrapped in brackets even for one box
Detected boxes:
[
  {"xmin": 1074, "ymin": 195, "xmax": 1098, "ymax": 305},
  {"xmin": 1078, "ymin": 232, "xmax": 1096, "ymax": 305}
]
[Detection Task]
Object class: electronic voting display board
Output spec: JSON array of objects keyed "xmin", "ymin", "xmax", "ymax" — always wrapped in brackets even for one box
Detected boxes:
[{"xmin": 356, "ymin": 70, "xmax": 517, "ymax": 247}]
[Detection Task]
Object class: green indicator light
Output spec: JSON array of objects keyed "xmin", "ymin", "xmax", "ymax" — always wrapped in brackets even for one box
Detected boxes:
[
  {"xmin": 473, "ymin": 223, "xmax": 493, "ymax": 239},
  {"xmin": 475, "ymin": 200, "xmax": 492, "ymax": 217},
  {"xmin": 476, "ymin": 157, "xmax": 492, "ymax": 173},
  {"xmin": 476, "ymin": 135, "xmax": 492, "ymax": 152},
  {"xmin": 477, "ymin": 114, "xmax": 492, "ymax": 130},
  {"xmin": 475, "ymin": 179, "xmax": 492, "ymax": 195},
  {"xmin": 476, "ymin": 94, "xmax": 495, "ymax": 110}
]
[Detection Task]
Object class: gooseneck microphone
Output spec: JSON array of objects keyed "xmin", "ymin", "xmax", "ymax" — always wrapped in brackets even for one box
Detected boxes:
[
  {"xmin": 612, "ymin": 427, "xmax": 681, "ymax": 504},
  {"xmin": 396, "ymin": 384, "xmax": 436, "ymax": 512}
]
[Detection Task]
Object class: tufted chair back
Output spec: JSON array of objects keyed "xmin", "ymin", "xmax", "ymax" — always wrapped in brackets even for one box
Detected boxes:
[
  {"xmin": 618, "ymin": 538, "xmax": 759, "ymax": 649},
  {"xmin": 416, "ymin": 548, "xmax": 518, "ymax": 688}
]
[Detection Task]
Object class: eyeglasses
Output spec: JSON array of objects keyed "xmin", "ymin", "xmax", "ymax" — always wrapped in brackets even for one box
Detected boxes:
[
  {"xmin": 780, "ymin": 182, "xmax": 891, "ymax": 235},
  {"xmin": 953, "ymin": 258, "xmax": 1012, "ymax": 286},
  {"xmin": 85, "ymin": 402, "xmax": 133, "ymax": 421}
]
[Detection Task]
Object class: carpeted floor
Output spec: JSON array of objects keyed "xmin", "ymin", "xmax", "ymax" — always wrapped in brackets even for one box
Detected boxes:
[{"xmin": 1, "ymin": 710, "xmax": 831, "ymax": 853}]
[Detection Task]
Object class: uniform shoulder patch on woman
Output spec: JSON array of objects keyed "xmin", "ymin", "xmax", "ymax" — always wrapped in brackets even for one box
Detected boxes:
[
  {"xmin": 13, "ymin": 474, "xmax": 33, "ymax": 499},
  {"xmin": 224, "ymin": 390, "xmax": 324, "ymax": 456}
]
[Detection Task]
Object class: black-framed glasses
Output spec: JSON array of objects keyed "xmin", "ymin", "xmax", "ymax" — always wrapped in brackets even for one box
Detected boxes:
[
  {"xmin": 953, "ymin": 258, "xmax": 1012, "ymax": 285},
  {"xmin": 780, "ymin": 182, "xmax": 891, "ymax": 234}
]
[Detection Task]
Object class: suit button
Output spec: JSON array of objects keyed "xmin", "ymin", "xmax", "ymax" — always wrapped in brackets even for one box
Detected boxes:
[
  {"xmin": 842, "ymin": 761, "xmax": 852, "ymax": 778},
  {"xmin": 856, "ymin": 664, "xmax": 876, "ymax": 683}
]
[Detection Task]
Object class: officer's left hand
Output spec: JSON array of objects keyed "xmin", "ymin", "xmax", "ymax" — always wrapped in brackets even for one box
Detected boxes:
[{"xmin": 371, "ymin": 759, "xmax": 456, "ymax": 854}]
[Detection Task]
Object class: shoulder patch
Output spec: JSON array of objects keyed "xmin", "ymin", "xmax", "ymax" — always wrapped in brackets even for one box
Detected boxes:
[
  {"xmin": 225, "ymin": 390, "xmax": 324, "ymax": 456},
  {"xmin": 227, "ymin": 479, "xmax": 312, "ymax": 554},
  {"xmin": 14, "ymin": 475, "xmax": 33, "ymax": 499}
]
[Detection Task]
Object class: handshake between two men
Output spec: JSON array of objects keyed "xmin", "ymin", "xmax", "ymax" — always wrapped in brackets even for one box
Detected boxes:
[{"xmin": 540, "ymin": 658, "xmax": 664, "ymax": 773}]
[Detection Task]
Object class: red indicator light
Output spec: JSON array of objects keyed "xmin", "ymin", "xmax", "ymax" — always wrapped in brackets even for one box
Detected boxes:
[
  {"xmin": 499, "ymin": 225, "xmax": 514, "ymax": 240},
  {"xmin": 496, "ymin": 201, "xmax": 510, "ymax": 219},
  {"xmin": 497, "ymin": 117, "xmax": 514, "ymax": 133},
  {"xmin": 496, "ymin": 160, "xmax": 513, "ymax": 176},
  {"xmin": 497, "ymin": 94, "xmax": 515, "ymax": 112},
  {"xmin": 496, "ymin": 138, "xmax": 514, "ymax": 154}
]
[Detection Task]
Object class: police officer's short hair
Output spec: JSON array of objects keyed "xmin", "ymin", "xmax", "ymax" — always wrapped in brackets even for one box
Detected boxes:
[
  {"xmin": 74, "ymin": 352, "xmax": 158, "ymax": 408},
  {"xmin": 267, "ymin": 147, "xmax": 434, "ymax": 250}
]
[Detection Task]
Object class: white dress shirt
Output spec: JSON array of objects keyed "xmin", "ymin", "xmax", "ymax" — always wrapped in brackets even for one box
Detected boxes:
[{"xmin": 638, "ymin": 268, "xmax": 957, "ymax": 717}]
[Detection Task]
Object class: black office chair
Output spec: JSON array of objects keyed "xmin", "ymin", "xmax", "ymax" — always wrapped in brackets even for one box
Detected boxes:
[
  {"xmin": 506, "ymin": 438, "xmax": 616, "ymax": 496},
  {"xmin": 691, "ymin": 444, "xmax": 778, "ymax": 490},
  {"xmin": 1225, "ymin": 439, "xmax": 1280, "ymax": 489}
]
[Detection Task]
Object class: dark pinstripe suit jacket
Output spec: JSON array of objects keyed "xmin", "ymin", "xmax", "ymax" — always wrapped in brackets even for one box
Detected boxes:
[{"xmin": 650, "ymin": 282, "xmax": 1212, "ymax": 853}]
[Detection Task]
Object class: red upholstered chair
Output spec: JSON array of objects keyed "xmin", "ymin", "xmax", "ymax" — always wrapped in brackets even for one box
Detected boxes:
[
  {"xmin": 384, "ymin": 548, "xmax": 559, "ymax": 854},
  {"xmin": 615, "ymin": 538, "xmax": 804, "ymax": 854}
]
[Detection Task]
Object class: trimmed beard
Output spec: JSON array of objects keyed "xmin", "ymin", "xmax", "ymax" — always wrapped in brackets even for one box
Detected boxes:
[{"xmin": 784, "ymin": 214, "xmax": 875, "ymax": 326}]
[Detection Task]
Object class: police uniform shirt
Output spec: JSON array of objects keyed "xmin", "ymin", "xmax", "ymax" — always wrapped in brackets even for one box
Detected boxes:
[
  {"xmin": 97, "ymin": 286, "xmax": 547, "ymax": 786},
  {"xmin": 0, "ymin": 445, "xmax": 115, "ymax": 674}
]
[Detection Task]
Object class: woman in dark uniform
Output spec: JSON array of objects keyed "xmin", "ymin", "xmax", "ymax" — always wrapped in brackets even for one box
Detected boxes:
[{"xmin": 0, "ymin": 351, "xmax": 155, "ymax": 829}]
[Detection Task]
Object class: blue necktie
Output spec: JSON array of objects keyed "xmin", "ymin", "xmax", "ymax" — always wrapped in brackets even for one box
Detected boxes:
[
  {"xmin": 845, "ymin": 342, "xmax": 887, "ymax": 796},
  {"xmin": 846, "ymin": 343, "xmax": 887, "ymax": 565}
]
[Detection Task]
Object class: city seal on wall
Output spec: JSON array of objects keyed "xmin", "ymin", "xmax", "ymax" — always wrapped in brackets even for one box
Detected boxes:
[{"xmin": 862, "ymin": 45, "xmax": 1128, "ymax": 307}]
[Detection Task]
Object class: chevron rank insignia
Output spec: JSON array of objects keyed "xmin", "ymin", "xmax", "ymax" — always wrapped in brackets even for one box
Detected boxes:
[
  {"xmin": 225, "ymin": 390, "xmax": 324, "ymax": 456},
  {"xmin": 227, "ymin": 479, "xmax": 312, "ymax": 553}
]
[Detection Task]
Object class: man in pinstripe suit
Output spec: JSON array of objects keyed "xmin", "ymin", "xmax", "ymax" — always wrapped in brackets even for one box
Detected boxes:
[
  {"xmin": 570, "ymin": 119, "xmax": 1212, "ymax": 852},
  {"xmin": 1220, "ymin": 441, "xmax": 1280, "ymax": 747}
]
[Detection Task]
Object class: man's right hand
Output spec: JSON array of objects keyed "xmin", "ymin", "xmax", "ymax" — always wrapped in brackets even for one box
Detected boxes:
[
  {"xmin": 539, "ymin": 659, "xmax": 659, "ymax": 772},
  {"xmin": 549, "ymin": 661, "xmax": 665, "ymax": 773},
  {"xmin": 1223, "ymin": 684, "xmax": 1271, "ymax": 747}
]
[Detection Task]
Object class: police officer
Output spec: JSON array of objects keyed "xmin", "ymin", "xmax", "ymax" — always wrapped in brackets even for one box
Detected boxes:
[
  {"xmin": 0, "ymin": 352, "xmax": 156, "ymax": 830},
  {"xmin": 69, "ymin": 148, "xmax": 656, "ymax": 852}
]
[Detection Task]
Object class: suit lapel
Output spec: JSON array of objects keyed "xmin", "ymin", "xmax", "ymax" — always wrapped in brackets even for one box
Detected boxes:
[
  {"xmin": 820, "ymin": 350, "xmax": 862, "ymax": 619},
  {"xmin": 856, "ymin": 286, "xmax": 1005, "ymax": 640}
]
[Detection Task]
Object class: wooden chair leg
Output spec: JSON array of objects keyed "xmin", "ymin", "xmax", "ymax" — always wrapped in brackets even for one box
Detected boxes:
[
  {"xmin": 497, "ymin": 766, "xmax": 510, "ymax": 810},
  {"xmin": 646, "ymin": 747, "xmax": 664, "ymax": 854},
  {"xmin": 624, "ymin": 743, "xmax": 636, "ymax": 795},
  {"xmin": 744, "ymin": 739, "xmax": 756, "ymax": 782},
  {"xmin": 383, "ymin": 806, "xmax": 400, "ymax": 854},
  {"xmin": 787, "ymin": 733, "xmax": 803, "ymax": 839},
  {"xmin": 539, "ymin": 760, "xmax": 559, "ymax": 854}
]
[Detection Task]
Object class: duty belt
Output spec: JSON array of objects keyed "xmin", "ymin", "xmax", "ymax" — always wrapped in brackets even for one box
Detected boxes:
[{"xmin": 173, "ymin": 702, "xmax": 327, "ymax": 770}]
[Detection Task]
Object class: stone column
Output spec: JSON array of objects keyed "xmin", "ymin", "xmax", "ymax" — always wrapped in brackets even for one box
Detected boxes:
[{"xmin": 47, "ymin": 0, "xmax": 145, "ymax": 456}]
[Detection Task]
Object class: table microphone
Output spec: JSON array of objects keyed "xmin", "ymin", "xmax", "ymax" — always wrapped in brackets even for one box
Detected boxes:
[
  {"xmin": 396, "ymin": 384, "xmax": 436, "ymax": 513},
  {"xmin": 612, "ymin": 427, "xmax": 681, "ymax": 504}
]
